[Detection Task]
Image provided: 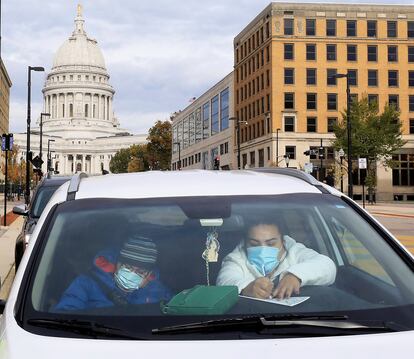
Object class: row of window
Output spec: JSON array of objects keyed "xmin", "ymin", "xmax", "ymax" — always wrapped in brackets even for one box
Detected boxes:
[
  {"xmin": 172, "ymin": 88, "xmax": 230, "ymax": 152},
  {"xmin": 392, "ymin": 153, "xmax": 414, "ymax": 186},
  {"xmin": 49, "ymin": 74, "xmax": 107, "ymax": 83},
  {"xmin": 171, "ymin": 142, "xmax": 230, "ymax": 170},
  {"xmin": 284, "ymin": 43, "xmax": 414, "ymax": 63},
  {"xmin": 236, "ymin": 71, "xmax": 270, "ymax": 103},
  {"xmin": 237, "ymin": 94, "xmax": 271, "ymax": 123},
  {"xmin": 236, "ymin": 46, "xmax": 270, "ymax": 82},
  {"xmin": 283, "ymin": 68, "xmax": 414, "ymax": 88},
  {"xmin": 286, "ymin": 18, "xmax": 414, "ymax": 38},
  {"xmin": 282, "ymin": 92, "xmax": 407, "ymax": 111},
  {"xmin": 236, "ymin": 21, "xmax": 270, "ymax": 62}
]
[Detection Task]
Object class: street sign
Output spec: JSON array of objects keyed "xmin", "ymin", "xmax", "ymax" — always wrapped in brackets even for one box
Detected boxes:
[
  {"xmin": 1, "ymin": 133, "xmax": 13, "ymax": 151},
  {"xmin": 304, "ymin": 162, "xmax": 313, "ymax": 174},
  {"xmin": 358, "ymin": 158, "xmax": 367, "ymax": 169},
  {"xmin": 31, "ymin": 155, "xmax": 44, "ymax": 169}
]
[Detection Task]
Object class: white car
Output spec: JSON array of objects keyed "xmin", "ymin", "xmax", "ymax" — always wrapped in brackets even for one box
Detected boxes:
[{"xmin": 1, "ymin": 169, "xmax": 413, "ymax": 358}]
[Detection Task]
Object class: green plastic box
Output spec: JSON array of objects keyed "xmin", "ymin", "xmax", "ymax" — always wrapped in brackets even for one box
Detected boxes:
[{"xmin": 162, "ymin": 285, "xmax": 239, "ymax": 315}]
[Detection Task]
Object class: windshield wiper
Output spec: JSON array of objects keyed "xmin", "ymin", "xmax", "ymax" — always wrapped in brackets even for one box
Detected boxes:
[
  {"xmin": 28, "ymin": 318, "xmax": 146, "ymax": 340},
  {"xmin": 152, "ymin": 314, "xmax": 396, "ymax": 335}
]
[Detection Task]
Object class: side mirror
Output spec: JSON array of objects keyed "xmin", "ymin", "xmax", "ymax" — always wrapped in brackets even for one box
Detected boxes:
[{"xmin": 13, "ymin": 205, "xmax": 28, "ymax": 217}]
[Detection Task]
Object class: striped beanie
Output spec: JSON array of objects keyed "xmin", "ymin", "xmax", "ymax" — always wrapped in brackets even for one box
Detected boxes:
[{"xmin": 119, "ymin": 235, "xmax": 158, "ymax": 269}]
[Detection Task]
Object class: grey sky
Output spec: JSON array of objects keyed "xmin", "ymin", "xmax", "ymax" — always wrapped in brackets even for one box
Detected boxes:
[{"xmin": 3, "ymin": 0, "xmax": 413, "ymax": 135}]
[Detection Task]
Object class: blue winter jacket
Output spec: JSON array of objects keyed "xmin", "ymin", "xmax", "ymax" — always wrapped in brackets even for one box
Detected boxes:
[{"xmin": 54, "ymin": 249, "xmax": 173, "ymax": 311}]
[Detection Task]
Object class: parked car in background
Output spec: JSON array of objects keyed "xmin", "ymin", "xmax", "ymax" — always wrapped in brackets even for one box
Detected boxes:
[
  {"xmin": 1, "ymin": 169, "xmax": 413, "ymax": 358},
  {"xmin": 12, "ymin": 175, "xmax": 71, "ymax": 270}
]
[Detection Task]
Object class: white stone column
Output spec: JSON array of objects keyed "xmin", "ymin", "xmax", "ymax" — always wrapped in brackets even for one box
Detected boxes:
[
  {"xmin": 90, "ymin": 94, "xmax": 93, "ymax": 119},
  {"xmin": 56, "ymin": 93, "xmax": 60, "ymax": 118},
  {"xmin": 64, "ymin": 93, "xmax": 67, "ymax": 118},
  {"xmin": 103, "ymin": 95, "xmax": 107, "ymax": 121},
  {"xmin": 108, "ymin": 96, "xmax": 112, "ymax": 122}
]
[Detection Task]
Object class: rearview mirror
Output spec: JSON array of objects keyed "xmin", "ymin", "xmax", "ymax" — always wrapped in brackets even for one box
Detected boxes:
[{"xmin": 13, "ymin": 205, "xmax": 28, "ymax": 216}]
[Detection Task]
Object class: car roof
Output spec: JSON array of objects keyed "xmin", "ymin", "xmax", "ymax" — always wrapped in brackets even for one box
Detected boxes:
[
  {"xmin": 51, "ymin": 170, "xmax": 339, "ymax": 203},
  {"xmin": 39, "ymin": 176, "xmax": 72, "ymax": 187}
]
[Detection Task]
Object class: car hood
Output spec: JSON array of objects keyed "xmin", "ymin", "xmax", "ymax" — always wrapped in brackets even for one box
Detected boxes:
[{"xmin": 1, "ymin": 314, "xmax": 413, "ymax": 358}]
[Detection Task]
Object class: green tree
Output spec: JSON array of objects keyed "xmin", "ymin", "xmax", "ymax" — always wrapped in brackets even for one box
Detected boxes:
[
  {"xmin": 146, "ymin": 120, "xmax": 172, "ymax": 170},
  {"xmin": 129, "ymin": 144, "xmax": 149, "ymax": 172},
  {"xmin": 333, "ymin": 96, "xmax": 406, "ymax": 195},
  {"xmin": 109, "ymin": 148, "xmax": 132, "ymax": 173}
]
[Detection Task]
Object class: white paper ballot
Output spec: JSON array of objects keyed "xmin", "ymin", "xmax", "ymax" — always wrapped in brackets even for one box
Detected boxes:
[{"xmin": 240, "ymin": 295, "xmax": 310, "ymax": 307}]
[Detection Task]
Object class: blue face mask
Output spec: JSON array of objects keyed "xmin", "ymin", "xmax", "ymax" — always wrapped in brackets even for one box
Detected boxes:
[
  {"xmin": 247, "ymin": 246, "xmax": 280, "ymax": 276},
  {"xmin": 114, "ymin": 266, "xmax": 144, "ymax": 291}
]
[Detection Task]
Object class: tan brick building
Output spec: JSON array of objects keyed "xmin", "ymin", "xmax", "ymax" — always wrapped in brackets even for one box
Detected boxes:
[
  {"xmin": 234, "ymin": 2, "xmax": 414, "ymax": 201},
  {"xmin": 0, "ymin": 58, "xmax": 12, "ymax": 135}
]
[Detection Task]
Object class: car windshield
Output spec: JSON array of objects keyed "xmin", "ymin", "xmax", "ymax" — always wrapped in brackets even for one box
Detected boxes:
[
  {"xmin": 31, "ymin": 186, "xmax": 61, "ymax": 218},
  {"xmin": 22, "ymin": 194, "xmax": 414, "ymax": 339}
]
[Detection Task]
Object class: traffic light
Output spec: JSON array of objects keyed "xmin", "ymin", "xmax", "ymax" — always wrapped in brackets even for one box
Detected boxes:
[
  {"xmin": 213, "ymin": 157, "xmax": 220, "ymax": 170},
  {"xmin": 318, "ymin": 146, "xmax": 324, "ymax": 159},
  {"xmin": 303, "ymin": 150, "xmax": 311, "ymax": 156}
]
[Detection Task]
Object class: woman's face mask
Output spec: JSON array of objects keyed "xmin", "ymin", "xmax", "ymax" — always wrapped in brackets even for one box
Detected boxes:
[
  {"xmin": 247, "ymin": 246, "xmax": 280, "ymax": 276},
  {"xmin": 114, "ymin": 265, "xmax": 145, "ymax": 291}
]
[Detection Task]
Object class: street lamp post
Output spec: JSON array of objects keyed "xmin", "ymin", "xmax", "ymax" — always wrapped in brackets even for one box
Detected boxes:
[
  {"xmin": 26, "ymin": 66, "xmax": 45, "ymax": 204},
  {"xmin": 47, "ymin": 139, "xmax": 55, "ymax": 173},
  {"xmin": 333, "ymin": 72, "xmax": 352, "ymax": 198},
  {"xmin": 276, "ymin": 128, "xmax": 281, "ymax": 167},
  {"xmin": 173, "ymin": 142, "xmax": 181, "ymax": 170},
  {"xmin": 39, "ymin": 112, "xmax": 50, "ymax": 161},
  {"xmin": 338, "ymin": 148, "xmax": 345, "ymax": 193},
  {"xmin": 229, "ymin": 117, "xmax": 248, "ymax": 170}
]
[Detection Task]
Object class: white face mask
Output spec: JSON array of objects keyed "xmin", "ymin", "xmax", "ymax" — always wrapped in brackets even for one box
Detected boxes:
[{"xmin": 114, "ymin": 266, "xmax": 144, "ymax": 291}]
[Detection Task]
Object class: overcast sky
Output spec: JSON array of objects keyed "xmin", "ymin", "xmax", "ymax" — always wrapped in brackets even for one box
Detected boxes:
[{"xmin": 2, "ymin": 0, "xmax": 412, "ymax": 135}]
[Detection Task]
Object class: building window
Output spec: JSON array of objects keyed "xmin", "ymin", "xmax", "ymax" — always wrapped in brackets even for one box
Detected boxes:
[
  {"xmin": 284, "ymin": 43, "xmax": 294, "ymax": 60},
  {"xmin": 285, "ymin": 146, "xmax": 296, "ymax": 160},
  {"xmin": 306, "ymin": 19, "xmax": 316, "ymax": 36},
  {"xmin": 284, "ymin": 116, "xmax": 295, "ymax": 132},
  {"xmin": 367, "ymin": 20, "xmax": 377, "ymax": 37},
  {"xmin": 409, "ymin": 71, "xmax": 414, "ymax": 87},
  {"xmin": 387, "ymin": 21, "xmax": 397, "ymax": 37},
  {"xmin": 284, "ymin": 93, "xmax": 294, "ymax": 109},
  {"xmin": 346, "ymin": 20, "xmax": 357, "ymax": 36},
  {"xmin": 348, "ymin": 69, "xmax": 357, "ymax": 86},
  {"xmin": 307, "ymin": 117, "xmax": 317, "ymax": 132},
  {"xmin": 306, "ymin": 68, "xmax": 317, "ymax": 85},
  {"xmin": 250, "ymin": 151, "xmax": 256, "ymax": 167},
  {"xmin": 392, "ymin": 153, "xmax": 414, "ymax": 186},
  {"xmin": 69, "ymin": 103, "xmax": 73, "ymax": 117},
  {"xmin": 368, "ymin": 94, "xmax": 379, "ymax": 108},
  {"xmin": 327, "ymin": 93, "xmax": 337, "ymax": 110},
  {"xmin": 327, "ymin": 117, "xmax": 337, "ymax": 132},
  {"xmin": 284, "ymin": 68, "xmax": 295, "ymax": 84},
  {"xmin": 388, "ymin": 94, "xmax": 399, "ymax": 109},
  {"xmin": 220, "ymin": 88, "xmax": 229, "ymax": 130},
  {"xmin": 409, "ymin": 47, "xmax": 414, "ymax": 63},
  {"xmin": 410, "ymin": 119, "xmax": 414, "ymax": 134},
  {"xmin": 284, "ymin": 18, "xmax": 294, "ymax": 35},
  {"xmin": 326, "ymin": 19, "xmax": 336, "ymax": 36},
  {"xmin": 211, "ymin": 95, "xmax": 219, "ymax": 135},
  {"xmin": 306, "ymin": 93, "xmax": 317, "ymax": 110},
  {"xmin": 367, "ymin": 45, "xmax": 377, "ymax": 61},
  {"xmin": 306, "ymin": 44, "xmax": 316, "ymax": 60},
  {"xmin": 388, "ymin": 70, "xmax": 398, "ymax": 87},
  {"xmin": 388, "ymin": 46, "xmax": 398, "ymax": 62},
  {"xmin": 258, "ymin": 149, "xmax": 265, "ymax": 167},
  {"xmin": 410, "ymin": 95, "xmax": 414, "ymax": 112},
  {"xmin": 408, "ymin": 21, "xmax": 414, "ymax": 38},
  {"xmin": 327, "ymin": 69, "xmax": 337, "ymax": 86},
  {"xmin": 368, "ymin": 70, "xmax": 378, "ymax": 87},
  {"xmin": 347, "ymin": 45, "xmax": 357, "ymax": 61},
  {"xmin": 326, "ymin": 44, "xmax": 336, "ymax": 61},
  {"xmin": 203, "ymin": 102, "xmax": 210, "ymax": 139}
]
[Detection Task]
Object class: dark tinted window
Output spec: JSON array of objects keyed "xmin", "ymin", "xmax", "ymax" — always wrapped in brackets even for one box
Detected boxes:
[
  {"xmin": 388, "ymin": 71, "xmax": 398, "ymax": 87},
  {"xmin": 307, "ymin": 117, "xmax": 317, "ymax": 132},
  {"xmin": 368, "ymin": 70, "xmax": 378, "ymax": 87},
  {"xmin": 284, "ymin": 68, "xmax": 294, "ymax": 84},
  {"xmin": 367, "ymin": 46, "xmax": 377, "ymax": 61},
  {"xmin": 284, "ymin": 43, "xmax": 294, "ymax": 60},
  {"xmin": 307, "ymin": 93, "xmax": 317, "ymax": 110},
  {"xmin": 387, "ymin": 21, "xmax": 397, "ymax": 37},
  {"xmin": 327, "ymin": 93, "xmax": 337, "ymax": 110},
  {"xmin": 348, "ymin": 70, "xmax": 358, "ymax": 86},
  {"xmin": 326, "ymin": 44, "xmax": 336, "ymax": 61},
  {"xmin": 388, "ymin": 46, "xmax": 398, "ymax": 62},
  {"xmin": 284, "ymin": 93, "xmax": 294, "ymax": 109},
  {"xmin": 367, "ymin": 20, "xmax": 377, "ymax": 37},
  {"xmin": 347, "ymin": 20, "xmax": 356, "ymax": 36},
  {"xmin": 326, "ymin": 19, "xmax": 336, "ymax": 36},
  {"xmin": 32, "ymin": 186, "xmax": 61, "ymax": 218},
  {"xmin": 306, "ymin": 68, "xmax": 317, "ymax": 85},
  {"xmin": 306, "ymin": 19, "xmax": 316, "ymax": 36},
  {"xmin": 306, "ymin": 44, "xmax": 316, "ymax": 60},
  {"xmin": 327, "ymin": 69, "xmax": 337, "ymax": 86},
  {"xmin": 347, "ymin": 45, "xmax": 357, "ymax": 61},
  {"xmin": 284, "ymin": 18, "xmax": 294, "ymax": 35}
]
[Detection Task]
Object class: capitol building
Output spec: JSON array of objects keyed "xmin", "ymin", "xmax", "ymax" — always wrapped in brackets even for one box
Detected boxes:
[{"xmin": 14, "ymin": 6, "xmax": 146, "ymax": 175}]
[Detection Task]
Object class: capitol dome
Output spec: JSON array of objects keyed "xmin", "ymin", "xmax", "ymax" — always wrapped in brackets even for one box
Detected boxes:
[{"xmin": 51, "ymin": 6, "xmax": 106, "ymax": 71}]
